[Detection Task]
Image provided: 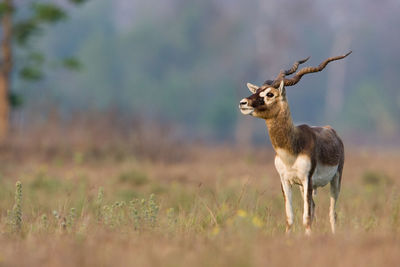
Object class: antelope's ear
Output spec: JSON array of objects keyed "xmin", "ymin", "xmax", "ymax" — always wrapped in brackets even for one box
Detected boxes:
[
  {"xmin": 247, "ymin": 83, "xmax": 259, "ymax": 94},
  {"xmin": 278, "ymin": 80, "xmax": 285, "ymax": 96}
]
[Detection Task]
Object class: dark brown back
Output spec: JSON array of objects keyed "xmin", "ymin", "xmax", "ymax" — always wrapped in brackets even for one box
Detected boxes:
[{"xmin": 311, "ymin": 126, "xmax": 344, "ymax": 166}]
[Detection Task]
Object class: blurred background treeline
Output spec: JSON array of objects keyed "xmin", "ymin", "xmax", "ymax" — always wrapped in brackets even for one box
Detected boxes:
[{"xmin": 3, "ymin": 0, "xmax": 400, "ymax": 145}]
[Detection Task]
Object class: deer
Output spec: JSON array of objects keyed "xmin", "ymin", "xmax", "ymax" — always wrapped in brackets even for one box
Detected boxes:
[{"xmin": 238, "ymin": 52, "xmax": 351, "ymax": 235}]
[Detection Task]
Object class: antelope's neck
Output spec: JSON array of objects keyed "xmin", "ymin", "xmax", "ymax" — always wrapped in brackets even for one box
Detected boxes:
[{"xmin": 265, "ymin": 106, "xmax": 298, "ymax": 155}]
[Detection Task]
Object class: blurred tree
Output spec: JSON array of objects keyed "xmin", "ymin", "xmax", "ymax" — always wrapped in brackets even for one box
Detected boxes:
[
  {"xmin": 0, "ymin": 0, "xmax": 87, "ymax": 142},
  {"xmin": 29, "ymin": 0, "xmax": 400, "ymax": 142}
]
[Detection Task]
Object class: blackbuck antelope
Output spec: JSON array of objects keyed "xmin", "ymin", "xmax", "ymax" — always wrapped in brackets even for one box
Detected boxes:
[{"xmin": 239, "ymin": 52, "xmax": 351, "ymax": 235}]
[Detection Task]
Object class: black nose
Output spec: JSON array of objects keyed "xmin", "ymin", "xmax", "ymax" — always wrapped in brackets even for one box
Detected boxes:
[{"xmin": 240, "ymin": 101, "xmax": 247, "ymax": 106}]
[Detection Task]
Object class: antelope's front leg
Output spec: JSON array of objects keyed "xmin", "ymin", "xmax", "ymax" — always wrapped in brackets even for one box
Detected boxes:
[
  {"xmin": 301, "ymin": 178, "xmax": 314, "ymax": 235},
  {"xmin": 280, "ymin": 180, "xmax": 293, "ymax": 233}
]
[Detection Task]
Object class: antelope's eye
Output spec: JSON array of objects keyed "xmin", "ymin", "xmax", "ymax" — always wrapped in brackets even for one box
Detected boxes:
[{"xmin": 266, "ymin": 92, "xmax": 274, "ymax": 98}]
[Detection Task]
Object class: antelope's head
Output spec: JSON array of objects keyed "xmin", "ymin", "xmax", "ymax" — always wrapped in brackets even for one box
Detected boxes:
[
  {"xmin": 239, "ymin": 52, "xmax": 352, "ymax": 120},
  {"xmin": 239, "ymin": 80, "xmax": 287, "ymax": 119}
]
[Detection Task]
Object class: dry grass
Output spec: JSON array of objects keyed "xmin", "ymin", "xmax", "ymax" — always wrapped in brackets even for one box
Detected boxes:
[{"xmin": 0, "ymin": 141, "xmax": 399, "ymax": 266}]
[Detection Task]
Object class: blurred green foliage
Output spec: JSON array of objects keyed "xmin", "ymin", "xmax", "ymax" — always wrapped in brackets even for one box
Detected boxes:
[
  {"xmin": 4, "ymin": 0, "xmax": 88, "ymax": 109},
  {"xmin": 32, "ymin": 3, "xmax": 66, "ymax": 23},
  {"xmin": 341, "ymin": 81, "xmax": 398, "ymax": 136},
  {"xmin": 9, "ymin": 0, "xmax": 400, "ymax": 140},
  {"xmin": 38, "ymin": 0, "xmax": 244, "ymax": 139}
]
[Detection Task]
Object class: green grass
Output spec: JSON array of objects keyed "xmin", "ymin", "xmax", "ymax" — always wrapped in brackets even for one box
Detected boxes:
[
  {"xmin": 2, "ymin": 173, "xmax": 398, "ymax": 237},
  {"xmin": 0, "ymin": 148, "xmax": 399, "ymax": 266}
]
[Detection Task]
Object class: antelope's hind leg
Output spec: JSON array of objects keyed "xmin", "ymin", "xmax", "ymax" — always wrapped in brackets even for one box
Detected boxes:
[
  {"xmin": 300, "ymin": 185, "xmax": 316, "ymax": 224},
  {"xmin": 301, "ymin": 179, "xmax": 314, "ymax": 236},
  {"xmin": 329, "ymin": 172, "xmax": 341, "ymax": 234}
]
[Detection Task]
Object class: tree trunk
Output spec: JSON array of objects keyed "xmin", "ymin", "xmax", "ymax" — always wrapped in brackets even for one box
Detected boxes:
[
  {"xmin": 0, "ymin": 75, "xmax": 9, "ymax": 142},
  {"xmin": 0, "ymin": 0, "xmax": 13, "ymax": 142}
]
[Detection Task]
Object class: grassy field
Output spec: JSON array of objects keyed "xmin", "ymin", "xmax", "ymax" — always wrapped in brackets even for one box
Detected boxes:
[{"xmin": 0, "ymin": 142, "xmax": 399, "ymax": 266}]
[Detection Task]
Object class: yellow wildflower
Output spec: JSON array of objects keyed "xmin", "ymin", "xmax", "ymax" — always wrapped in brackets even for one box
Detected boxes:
[
  {"xmin": 237, "ymin": 209, "xmax": 248, "ymax": 218},
  {"xmin": 212, "ymin": 226, "xmax": 220, "ymax": 236},
  {"xmin": 252, "ymin": 216, "xmax": 264, "ymax": 228}
]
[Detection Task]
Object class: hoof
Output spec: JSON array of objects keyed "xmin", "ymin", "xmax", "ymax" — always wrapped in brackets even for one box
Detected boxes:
[
  {"xmin": 286, "ymin": 227, "xmax": 292, "ymax": 234},
  {"xmin": 305, "ymin": 228, "xmax": 312, "ymax": 236}
]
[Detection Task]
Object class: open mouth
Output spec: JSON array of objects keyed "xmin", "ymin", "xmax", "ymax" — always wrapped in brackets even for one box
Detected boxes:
[{"xmin": 239, "ymin": 105, "xmax": 254, "ymax": 115}]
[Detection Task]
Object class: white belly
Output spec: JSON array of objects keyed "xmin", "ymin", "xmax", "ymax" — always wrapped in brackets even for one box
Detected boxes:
[
  {"xmin": 274, "ymin": 149, "xmax": 338, "ymax": 188},
  {"xmin": 312, "ymin": 163, "xmax": 338, "ymax": 188}
]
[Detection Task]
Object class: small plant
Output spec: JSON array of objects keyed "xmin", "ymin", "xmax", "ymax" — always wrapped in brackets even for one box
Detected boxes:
[
  {"xmin": 97, "ymin": 187, "xmax": 104, "ymax": 204},
  {"xmin": 52, "ymin": 210, "xmax": 68, "ymax": 230},
  {"xmin": 166, "ymin": 207, "xmax": 177, "ymax": 227},
  {"xmin": 391, "ymin": 195, "xmax": 400, "ymax": 232},
  {"xmin": 7, "ymin": 181, "xmax": 23, "ymax": 232},
  {"xmin": 129, "ymin": 199, "xmax": 140, "ymax": 229},
  {"xmin": 148, "ymin": 194, "xmax": 160, "ymax": 226},
  {"xmin": 95, "ymin": 187, "xmax": 104, "ymax": 222},
  {"xmin": 128, "ymin": 194, "xmax": 160, "ymax": 230},
  {"xmin": 101, "ymin": 201, "xmax": 127, "ymax": 228},
  {"xmin": 92, "ymin": 191, "xmax": 161, "ymax": 230},
  {"xmin": 66, "ymin": 208, "xmax": 76, "ymax": 229},
  {"xmin": 112, "ymin": 201, "xmax": 126, "ymax": 226},
  {"xmin": 363, "ymin": 215, "xmax": 378, "ymax": 232},
  {"xmin": 102, "ymin": 205, "xmax": 113, "ymax": 227},
  {"xmin": 52, "ymin": 210, "xmax": 60, "ymax": 220},
  {"xmin": 40, "ymin": 214, "xmax": 49, "ymax": 230}
]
